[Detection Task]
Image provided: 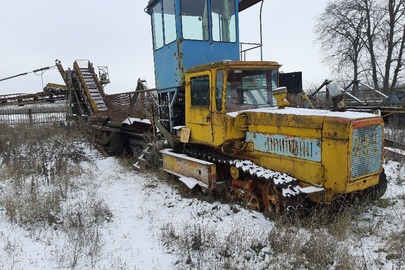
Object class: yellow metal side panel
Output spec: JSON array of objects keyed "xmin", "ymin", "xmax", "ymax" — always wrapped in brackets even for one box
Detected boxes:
[
  {"xmin": 345, "ymin": 173, "xmax": 380, "ymax": 193},
  {"xmin": 249, "ymin": 125, "xmax": 322, "ymax": 139},
  {"xmin": 242, "ymin": 112, "xmax": 325, "ymax": 186},
  {"xmin": 245, "ymin": 111, "xmax": 324, "ymax": 130},
  {"xmin": 188, "ymin": 113, "xmax": 247, "ymax": 147},
  {"xmin": 322, "ymin": 138, "xmax": 349, "ymax": 194},
  {"xmin": 322, "ymin": 117, "xmax": 351, "ymax": 195},
  {"xmin": 187, "ymin": 108, "xmax": 213, "ymax": 142},
  {"xmin": 244, "ymin": 151, "xmax": 324, "ymax": 186},
  {"xmin": 322, "ymin": 117, "xmax": 351, "ymax": 140},
  {"xmin": 246, "ymin": 112, "xmax": 323, "ymax": 138},
  {"xmin": 212, "ymin": 114, "xmax": 246, "ymax": 145},
  {"xmin": 211, "ymin": 113, "xmax": 227, "ymax": 146}
]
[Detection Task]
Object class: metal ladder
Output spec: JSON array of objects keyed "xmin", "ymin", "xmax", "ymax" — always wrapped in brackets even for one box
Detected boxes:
[{"xmin": 133, "ymin": 143, "xmax": 154, "ymax": 170}]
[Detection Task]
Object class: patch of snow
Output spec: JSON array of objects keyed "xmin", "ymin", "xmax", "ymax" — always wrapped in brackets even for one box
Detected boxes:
[
  {"xmin": 385, "ymin": 146, "xmax": 405, "ymax": 155},
  {"xmin": 227, "ymin": 106, "xmax": 379, "ymax": 119},
  {"xmin": 178, "ymin": 177, "xmax": 200, "ymax": 189},
  {"xmin": 299, "ymin": 186, "xmax": 325, "ymax": 194},
  {"xmin": 122, "ymin": 117, "xmax": 152, "ymax": 125}
]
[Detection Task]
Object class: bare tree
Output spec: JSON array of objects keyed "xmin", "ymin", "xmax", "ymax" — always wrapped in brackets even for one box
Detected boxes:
[
  {"xmin": 361, "ymin": 0, "xmax": 385, "ymax": 88},
  {"xmin": 383, "ymin": 0, "xmax": 405, "ymax": 88},
  {"xmin": 315, "ymin": 0, "xmax": 366, "ymax": 82},
  {"xmin": 315, "ymin": 0, "xmax": 405, "ymax": 88}
]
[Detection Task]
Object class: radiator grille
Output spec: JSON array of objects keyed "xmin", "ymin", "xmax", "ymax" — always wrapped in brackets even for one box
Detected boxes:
[
  {"xmin": 351, "ymin": 125, "xmax": 383, "ymax": 178},
  {"xmin": 246, "ymin": 132, "xmax": 321, "ymax": 162}
]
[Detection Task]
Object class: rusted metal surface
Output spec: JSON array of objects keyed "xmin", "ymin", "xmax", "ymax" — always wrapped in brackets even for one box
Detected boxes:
[
  {"xmin": 227, "ymin": 173, "xmax": 288, "ymax": 213},
  {"xmin": 0, "ymin": 91, "xmax": 65, "ymax": 107},
  {"xmin": 161, "ymin": 148, "xmax": 217, "ymax": 190},
  {"xmin": 313, "ymin": 86, "xmax": 405, "ymax": 115},
  {"xmin": 104, "ymin": 90, "xmax": 158, "ymax": 122}
]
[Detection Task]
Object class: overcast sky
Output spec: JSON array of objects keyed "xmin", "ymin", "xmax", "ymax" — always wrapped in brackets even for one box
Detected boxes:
[{"xmin": 0, "ymin": 0, "xmax": 330, "ymax": 96}]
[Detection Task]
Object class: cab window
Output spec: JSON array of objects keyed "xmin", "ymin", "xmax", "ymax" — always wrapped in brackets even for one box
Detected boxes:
[
  {"xmin": 180, "ymin": 0, "xmax": 209, "ymax": 40},
  {"xmin": 211, "ymin": 0, "xmax": 236, "ymax": 42},
  {"xmin": 163, "ymin": 0, "xmax": 176, "ymax": 44},
  {"xmin": 226, "ymin": 69, "xmax": 278, "ymax": 112},
  {"xmin": 152, "ymin": 2, "xmax": 164, "ymax": 49},
  {"xmin": 151, "ymin": 0, "xmax": 177, "ymax": 50},
  {"xmin": 191, "ymin": 75, "xmax": 210, "ymax": 106}
]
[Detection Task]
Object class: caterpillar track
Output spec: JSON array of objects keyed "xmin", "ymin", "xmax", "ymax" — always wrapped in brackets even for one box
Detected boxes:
[{"xmin": 181, "ymin": 148, "xmax": 314, "ymax": 214}]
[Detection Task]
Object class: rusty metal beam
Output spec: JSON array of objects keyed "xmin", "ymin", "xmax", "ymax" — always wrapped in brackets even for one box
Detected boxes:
[{"xmin": 161, "ymin": 148, "xmax": 217, "ymax": 190}]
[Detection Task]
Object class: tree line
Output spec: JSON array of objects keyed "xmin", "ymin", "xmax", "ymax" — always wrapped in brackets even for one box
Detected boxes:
[{"xmin": 315, "ymin": 0, "xmax": 405, "ymax": 89}]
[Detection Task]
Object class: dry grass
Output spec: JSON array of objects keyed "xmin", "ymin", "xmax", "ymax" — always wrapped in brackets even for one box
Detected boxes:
[
  {"xmin": 156, "ymin": 196, "xmax": 405, "ymax": 270},
  {"xmin": 385, "ymin": 230, "xmax": 405, "ymax": 269},
  {"xmin": 0, "ymin": 123, "xmax": 112, "ymax": 268},
  {"xmin": 1, "ymin": 122, "xmax": 403, "ymax": 269}
]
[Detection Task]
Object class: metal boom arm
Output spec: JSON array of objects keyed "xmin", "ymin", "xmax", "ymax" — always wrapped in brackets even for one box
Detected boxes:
[{"xmin": 0, "ymin": 66, "xmax": 53, "ymax": 82}]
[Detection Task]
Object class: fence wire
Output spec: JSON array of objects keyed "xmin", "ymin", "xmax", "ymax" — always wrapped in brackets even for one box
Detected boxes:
[{"xmin": 0, "ymin": 107, "xmax": 67, "ymax": 125}]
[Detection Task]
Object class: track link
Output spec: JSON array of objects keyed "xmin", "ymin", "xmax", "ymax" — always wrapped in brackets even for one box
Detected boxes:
[
  {"xmin": 184, "ymin": 148, "xmax": 307, "ymax": 214},
  {"xmin": 230, "ymin": 160, "xmax": 301, "ymax": 198}
]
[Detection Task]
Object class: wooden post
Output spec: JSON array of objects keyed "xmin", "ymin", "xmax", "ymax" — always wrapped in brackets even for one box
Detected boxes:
[{"xmin": 28, "ymin": 108, "xmax": 33, "ymax": 125}]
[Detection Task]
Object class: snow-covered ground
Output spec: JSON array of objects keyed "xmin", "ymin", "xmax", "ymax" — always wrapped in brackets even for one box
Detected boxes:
[{"xmin": 0, "ymin": 132, "xmax": 404, "ymax": 269}]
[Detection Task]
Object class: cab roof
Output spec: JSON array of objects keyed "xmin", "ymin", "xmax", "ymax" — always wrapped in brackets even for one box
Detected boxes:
[
  {"xmin": 146, "ymin": 0, "xmax": 262, "ymax": 13},
  {"xmin": 186, "ymin": 60, "xmax": 281, "ymax": 73}
]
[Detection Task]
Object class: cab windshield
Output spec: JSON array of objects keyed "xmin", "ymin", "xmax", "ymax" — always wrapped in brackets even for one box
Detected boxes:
[{"xmin": 225, "ymin": 69, "xmax": 278, "ymax": 112}]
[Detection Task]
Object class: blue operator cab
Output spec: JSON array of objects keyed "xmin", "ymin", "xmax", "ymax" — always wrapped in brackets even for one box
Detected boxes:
[
  {"xmin": 145, "ymin": 0, "xmax": 262, "ymax": 131},
  {"xmin": 145, "ymin": 0, "xmax": 242, "ymax": 130},
  {"xmin": 145, "ymin": 0, "xmax": 240, "ymax": 91}
]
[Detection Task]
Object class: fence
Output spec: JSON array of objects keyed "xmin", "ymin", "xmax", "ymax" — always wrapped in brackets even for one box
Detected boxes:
[
  {"xmin": 0, "ymin": 106, "xmax": 68, "ymax": 125},
  {"xmin": 313, "ymin": 87, "xmax": 405, "ymax": 109}
]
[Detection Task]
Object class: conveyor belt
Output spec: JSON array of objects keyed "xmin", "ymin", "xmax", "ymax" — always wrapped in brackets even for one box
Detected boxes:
[{"xmin": 74, "ymin": 60, "xmax": 107, "ymax": 112}]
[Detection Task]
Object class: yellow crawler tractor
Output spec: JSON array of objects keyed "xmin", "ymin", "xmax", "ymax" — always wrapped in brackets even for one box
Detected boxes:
[{"xmin": 160, "ymin": 61, "xmax": 386, "ymax": 213}]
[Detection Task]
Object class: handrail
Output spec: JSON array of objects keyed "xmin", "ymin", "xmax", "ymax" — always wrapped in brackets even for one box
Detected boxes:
[{"xmin": 239, "ymin": 42, "xmax": 262, "ymax": 61}]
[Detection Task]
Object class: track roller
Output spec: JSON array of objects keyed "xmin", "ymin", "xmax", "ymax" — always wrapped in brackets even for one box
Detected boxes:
[{"xmin": 262, "ymin": 181, "xmax": 284, "ymax": 214}]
